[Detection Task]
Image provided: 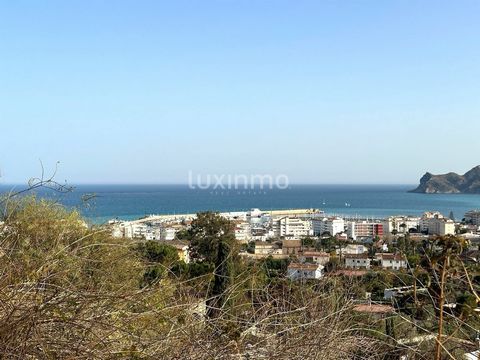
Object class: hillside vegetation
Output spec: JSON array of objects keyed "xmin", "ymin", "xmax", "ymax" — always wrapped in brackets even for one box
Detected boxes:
[{"xmin": 0, "ymin": 197, "xmax": 478, "ymax": 359}]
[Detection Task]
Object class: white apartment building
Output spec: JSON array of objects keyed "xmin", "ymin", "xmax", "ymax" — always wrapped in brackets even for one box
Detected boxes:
[
  {"xmin": 234, "ymin": 222, "xmax": 252, "ymax": 242},
  {"xmin": 160, "ymin": 227, "xmax": 176, "ymax": 241},
  {"xmin": 272, "ymin": 216, "xmax": 313, "ymax": 239},
  {"xmin": 347, "ymin": 221, "xmax": 384, "ymax": 240},
  {"xmin": 114, "ymin": 222, "xmax": 177, "ymax": 241},
  {"xmin": 287, "ymin": 263, "xmax": 324, "ymax": 280},
  {"xmin": 251, "ymin": 227, "xmax": 274, "ymax": 242},
  {"xmin": 312, "ymin": 217, "xmax": 345, "ymax": 236},
  {"xmin": 420, "ymin": 212, "xmax": 455, "ymax": 235},
  {"xmin": 247, "ymin": 208, "xmax": 271, "ymax": 226},
  {"xmin": 382, "ymin": 216, "xmax": 420, "ymax": 234},
  {"xmin": 465, "ymin": 210, "xmax": 480, "ymax": 226},
  {"xmin": 123, "ymin": 223, "xmax": 160, "ymax": 240}
]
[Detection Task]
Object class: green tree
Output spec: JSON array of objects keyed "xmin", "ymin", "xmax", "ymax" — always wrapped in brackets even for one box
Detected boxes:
[
  {"xmin": 139, "ymin": 241, "xmax": 179, "ymax": 264},
  {"xmin": 137, "ymin": 241, "xmax": 180, "ymax": 286},
  {"xmin": 263, "ymin": 256, "xmax": 290, "ymax": 278},
  {"xmin": 208, "ymin": 237, "xmax": 232, "ymax": 318},
  {"xmin": 188, "ymin": 212, "xmax": 236, "ymax": 263},
  {"xmin": 319, "ymin": 236, "xmax": 336, "ymax": 252},
  {"xmin": 301, "ymin": 236, "xmax": 316, "ymax": 248},
  {"xmin": 455, "ymin": 292, "xmax": 477, "ymax": 319},
  {"xmin": 243, "ymin": 240, "xmax": 255, "ymax": 254}
]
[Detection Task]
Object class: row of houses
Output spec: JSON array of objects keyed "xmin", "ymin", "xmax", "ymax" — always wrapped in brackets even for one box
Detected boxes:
[
  {"xmin": 286, "ymin": 251, "xmax": 408, "ymax": 281},
  {"xmin": 345, "ymin": 253, "xmax": 408, "ymax": 270},
  {"xmin": 253, "ymin": 240, "xmax": 372, "ymax": 257}
]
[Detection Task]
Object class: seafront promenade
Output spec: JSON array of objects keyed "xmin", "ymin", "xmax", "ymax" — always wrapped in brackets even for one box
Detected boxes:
[{"xmin": 125, "ymin": 208, "xmax": 322, "ymax": 225}]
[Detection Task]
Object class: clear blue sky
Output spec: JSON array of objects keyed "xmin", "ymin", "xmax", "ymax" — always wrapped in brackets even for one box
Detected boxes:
[{"xmin": 1, "ymin": 1, "xmax": 479, "ymax": 184}]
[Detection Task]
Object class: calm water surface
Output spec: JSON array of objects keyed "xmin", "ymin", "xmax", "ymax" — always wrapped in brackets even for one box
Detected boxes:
[{"xmin": 1, "ymin": 184, "xmax": 479, "ymax": 224}]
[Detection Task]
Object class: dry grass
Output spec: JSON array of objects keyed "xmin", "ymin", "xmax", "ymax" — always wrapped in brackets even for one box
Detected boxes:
[{"xmin": 0, "ymin": 198, "xmax": 455, "ymax": 359}]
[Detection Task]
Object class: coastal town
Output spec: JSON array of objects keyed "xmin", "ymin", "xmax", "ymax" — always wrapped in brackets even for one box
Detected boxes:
[
  {"xmin": 103, "ymin": 207, "xmax": 480, "ymax": 358},
  {"xmin": 4, "ymin": 0, "xmax": 480, "ymax": 357},
  {"xmin": 109, "ymin": 208, "xmax": 480, "ymax": 281}
]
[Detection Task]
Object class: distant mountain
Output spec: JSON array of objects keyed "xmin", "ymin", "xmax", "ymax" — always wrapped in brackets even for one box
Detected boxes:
[{"xmin": 410, "ymin": 166, "xmax": 480, "ymax": 194}]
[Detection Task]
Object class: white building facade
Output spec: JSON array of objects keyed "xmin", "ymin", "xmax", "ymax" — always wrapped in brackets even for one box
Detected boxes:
[
  {"xmin": 344, "ymin": 254, "xmax": 371, "ymax": 269},
  {"xmin": 382, "ymin": 216, "xmax": 420, "ymax": 234},
  {"xmin": 376, "ymin": 253, "xmax": 408, "ymax": 270},
  {"xmin": 272, "ymin": 217, "xmax": 313, "ymax": 239},
  {"xmin": 312, "ymin": 217, "xmax": 345, "ymax": 236},
  {"xmin": 465, "ymin": 210, "xmax": 480, "ymax": 226},
  {"xmin": 420, "ymin": 212, "xmax": 455, "ymax": 235},
  {"xmin": 234, "ymin": 222, "xmax": 252, "ymax": 242},
  {"xmin": 287, "ymin": 263, "xmax": 324, "ymax": 280}
]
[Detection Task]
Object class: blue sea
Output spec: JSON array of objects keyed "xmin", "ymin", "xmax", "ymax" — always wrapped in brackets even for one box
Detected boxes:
[{"xmin": 1, "ymin": 184, "xmax": 480, "ymax": 224}]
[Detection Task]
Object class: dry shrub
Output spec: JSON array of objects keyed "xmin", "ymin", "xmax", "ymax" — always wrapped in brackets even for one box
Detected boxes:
[
  {"xmin": 0, "ymin": 198, "xmax": 414, "ymax": 359},
  {"xmin": 0, "ymin": 198, "xmax": 175, "ymax": 359}
]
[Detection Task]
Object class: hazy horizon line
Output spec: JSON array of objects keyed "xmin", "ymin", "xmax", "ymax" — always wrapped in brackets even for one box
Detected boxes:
[{"xmin": 0, "ymin": 182, "xmax": 417, "ymax": 187}]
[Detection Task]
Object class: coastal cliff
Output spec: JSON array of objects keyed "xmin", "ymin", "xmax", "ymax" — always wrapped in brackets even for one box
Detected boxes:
[{"xmin": 410, "ymin": 165, "xmax": 480, "ymax": 193}]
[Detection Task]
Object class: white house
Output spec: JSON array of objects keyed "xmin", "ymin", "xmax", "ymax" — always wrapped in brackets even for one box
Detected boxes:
[
  {"xmin": 287, "ymin": 263, "xmax": 324, "ymax": 280},
  {"xmin": 344, "ymin": 254, "xmax": 371, "ymax": 269},
  {"xmin": 338, "ymin": 244, "xmax": 368, "ymax": 255},
  {"xmin": 376, "ymin": 253, "xmax": 408, "ymax": 270}
]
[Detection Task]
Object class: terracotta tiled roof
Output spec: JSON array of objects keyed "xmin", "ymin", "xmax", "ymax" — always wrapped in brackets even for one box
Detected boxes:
[
  {"xmin": 379, "ymin": 253, "xmax": 405, "ymax": 261},
  {"xmin": 288, "ymin": 263, "xmax": 320, "ymax": 271},
  {"xmin": 301, "ymin": 251, "xmax": 330, "ymax": 257}
]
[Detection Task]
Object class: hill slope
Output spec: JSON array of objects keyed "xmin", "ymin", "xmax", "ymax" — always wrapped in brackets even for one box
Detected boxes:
[{"xmin": 410, "ymin": 166, "xmax": 480, "ymax": 193}]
